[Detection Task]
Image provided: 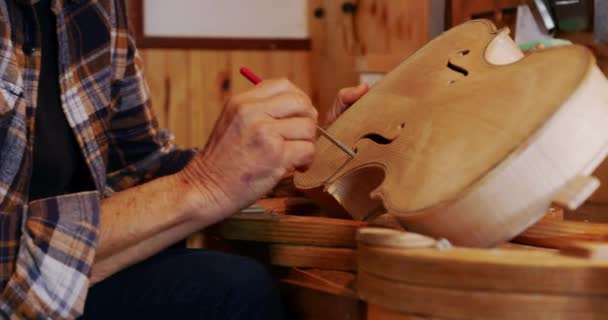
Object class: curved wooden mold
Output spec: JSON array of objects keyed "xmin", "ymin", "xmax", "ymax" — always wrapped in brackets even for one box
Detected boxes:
[
  {"xmin": 295, "ymin": 19, "xmax": 608, "ymax": 247},
  {"xmin": 357, "ymin": 228, "xmax": 608, "ymax": 319}
]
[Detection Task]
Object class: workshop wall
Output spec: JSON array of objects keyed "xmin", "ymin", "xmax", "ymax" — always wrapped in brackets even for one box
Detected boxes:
[
  {"xmin": 128, "ymin": 0, "xmax": 312, "ymax": 149},
  {"xmin": 139, "ymin": 50, "xmax": 311, "ymax": 149},
  {"xmin": 128, "ymin": 0, "xmax": 441, "ymax": 148}
]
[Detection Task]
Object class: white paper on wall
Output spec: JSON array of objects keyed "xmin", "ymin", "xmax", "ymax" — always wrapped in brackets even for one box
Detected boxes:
[{"xmin": 144, "ymin": 0, "xmax": 309, "ymax": 39}]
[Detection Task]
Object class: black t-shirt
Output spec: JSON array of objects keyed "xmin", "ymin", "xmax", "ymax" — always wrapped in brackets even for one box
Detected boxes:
[{"xmin": 28, "ymin": 0, "xmax": 94, "ymax": 200}]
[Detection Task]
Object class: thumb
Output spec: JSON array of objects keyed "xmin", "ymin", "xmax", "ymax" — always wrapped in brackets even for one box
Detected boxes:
[{"xmin": 337, "ymin": 83, "xmax": 369, "ymax": 110}]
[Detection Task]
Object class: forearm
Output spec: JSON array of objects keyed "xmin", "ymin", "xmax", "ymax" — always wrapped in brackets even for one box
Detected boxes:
[
  {"xmin": 90, "ymin": 171, "xmax": 229, "ymax": 285},
  {"xmin": 90, "ymin": 216, "xmax": 200, "ymax": 285}
]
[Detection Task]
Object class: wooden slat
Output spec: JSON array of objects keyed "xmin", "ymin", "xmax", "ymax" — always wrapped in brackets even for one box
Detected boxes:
[
  {"xmin": 516, "ymin": 213, "xmax": 608, "ymax": 249},
  {"xmin": 270, "ymin": 245, "xmax": 356, "ymax": 271},
  {"xmin": 214, "ymin": 213, "xmax": 366, "ymax": 247}
]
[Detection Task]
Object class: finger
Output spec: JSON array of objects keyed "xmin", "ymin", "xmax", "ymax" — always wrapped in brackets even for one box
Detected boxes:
[
  {"xmin": 255, "ymin": 92, "xmax": 318, "ymax": 120},
  {"xmin": 272, "ymin": 117, "xmax": 317, "ymax": 141},
  {"xmin": 282, "ymin": 140, "xmax": 315, "ymax": 172},
  {"xmin": 237, "ymin": 78, "xmax": 308, "ymax": 101},
  {"xmin": 337, "ymin": 83, "xmax": 370, "ymax": 110}
]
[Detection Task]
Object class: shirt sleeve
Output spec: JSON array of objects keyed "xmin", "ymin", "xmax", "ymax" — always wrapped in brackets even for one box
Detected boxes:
[
  {"xmin": 105, "ymin": 2, "xmax": 196, "ymax": 193},
  {"xmin": 0, "ymin": 192, "xmax": 100, "ymax": 319}
]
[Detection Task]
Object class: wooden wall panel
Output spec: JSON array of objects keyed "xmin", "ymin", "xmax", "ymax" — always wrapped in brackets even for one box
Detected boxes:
[
  {"xmin": 230, "ymin": 51, "xmax": 312, "ymax": 96},
  {"xmin": 356, "ymin": 0, "xmax": 431, "ymax": 56},
  {"xmin": 140, "ymin": 49, "xmax": 311, "ymax": 149},
  {"xmin": 309, "ymin": 0, "xmax": 360, "ymax": 124},
  {"xmin": 187, "ymin": 51, "xmax": 231, "ymax": 148}
]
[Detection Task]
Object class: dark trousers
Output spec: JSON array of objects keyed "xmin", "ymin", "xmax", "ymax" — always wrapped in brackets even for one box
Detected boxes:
[{"xmin": 79, "ymin": 248, "xmax": 284, "ymax": 320}]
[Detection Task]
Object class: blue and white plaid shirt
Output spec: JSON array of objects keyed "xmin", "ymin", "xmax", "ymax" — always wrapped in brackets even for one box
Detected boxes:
[{"xmin": 0, "ymin": 1, "xmax": 194, "ymax": 318}]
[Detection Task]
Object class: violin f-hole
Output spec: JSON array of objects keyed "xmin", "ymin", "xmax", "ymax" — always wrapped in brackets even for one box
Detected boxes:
[
  {"xmin": 362, "ymin": 133, "xmax": 395, "ymax": 145},
  {"xmin": 447, "ymin": 49, "xmax": 471, "ymax": 84},
  {"xmin": 447, "ymin": 61, "xmax": 469, "ymax": 77}
]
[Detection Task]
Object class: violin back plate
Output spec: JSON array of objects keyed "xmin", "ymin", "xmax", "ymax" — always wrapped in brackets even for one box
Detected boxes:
[{"xmin": 295, "ymin": 20, "xmax": 608, "ymax": 246}]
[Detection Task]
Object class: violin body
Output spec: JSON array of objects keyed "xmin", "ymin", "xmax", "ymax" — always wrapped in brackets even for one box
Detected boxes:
[{"xmin": 295, "ymin": 20, "xmax": 608, "ymax": 247}]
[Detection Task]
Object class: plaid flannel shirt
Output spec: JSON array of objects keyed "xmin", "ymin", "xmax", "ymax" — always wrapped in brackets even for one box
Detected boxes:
[{"xmin": 0, "ymin": 0, "xmax": 195, "ymax": 318}]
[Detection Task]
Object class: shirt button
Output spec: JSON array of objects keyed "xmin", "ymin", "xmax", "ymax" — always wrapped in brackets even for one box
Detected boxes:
[{"xmin": 23, "ymin": 45, "xmax": 38, "ymax": 56}]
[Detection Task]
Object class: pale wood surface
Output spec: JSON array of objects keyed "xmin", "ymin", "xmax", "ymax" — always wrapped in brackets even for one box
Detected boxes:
[{"xmin": 296, "ymin": 20, "xmax": 608, "ymax": 246}]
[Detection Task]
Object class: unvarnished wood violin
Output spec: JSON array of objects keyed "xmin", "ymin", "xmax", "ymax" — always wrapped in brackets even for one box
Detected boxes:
[{"xmin": 295, "ymin": 20, "xmax": 608, "ymax": 247}]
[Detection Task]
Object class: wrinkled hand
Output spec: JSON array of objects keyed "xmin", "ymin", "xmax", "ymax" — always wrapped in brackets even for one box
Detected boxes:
[
  {"xmin": 323, "ymin": 83, "xmax": 369, "ymax": 128},
  {"xmin": 182, "ymin": 79, "xmax": 318, "ymax": 214}
]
